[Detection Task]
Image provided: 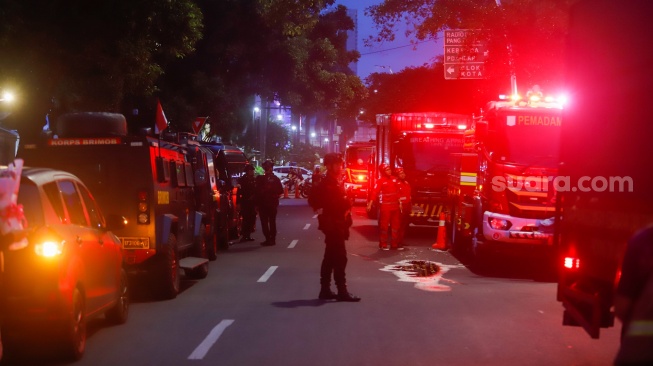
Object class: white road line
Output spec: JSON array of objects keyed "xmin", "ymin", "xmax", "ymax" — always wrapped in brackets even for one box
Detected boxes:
[
  {"xmin": 188, "ymin": 319, "xmax": 235, "ymax": 360},
  {"xmin": 312, "ymin": 214, "xmax": 318, "ymax": 219},
  {"xmin": 303, "ymin": 223, "xmax": 311, "ymax": 230},
  {"xmin": 257, "ymin": 266, "xmax": 278, "ymax": 282},
  {"xmin": 288, "ymin": 239, "xmax": 298, "ymax": 248}
]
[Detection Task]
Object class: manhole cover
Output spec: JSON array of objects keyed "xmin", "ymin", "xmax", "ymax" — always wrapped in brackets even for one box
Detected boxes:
[
  {"xmin": 381, "ymin": 259, "xmax": 463, "ymax": 292},
  {"xmin": 392, "ymin": 260, "xmax": 440, "ymax": 277}
]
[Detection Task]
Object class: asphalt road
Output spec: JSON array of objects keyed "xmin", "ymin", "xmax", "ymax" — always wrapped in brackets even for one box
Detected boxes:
[{"xmin": 7, "ymin": 198, "xmax": 621, "ymax": 366}]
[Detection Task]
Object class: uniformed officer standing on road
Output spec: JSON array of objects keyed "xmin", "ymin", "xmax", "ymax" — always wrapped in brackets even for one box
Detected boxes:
[
  {"xmin": 308, "ymin": 153, "xmax": 361, "ymax": 302},
  {"xmin": 395, "ymin": 167, "xmax": 411, "ymax": 249},
  {"xmin": 367, "ymin": 164, "xmax": 402, "ymax": 250},
  {"xmin": 255, "ymin": 160, "xmax": 284, "ymax": 246},
  {"xmin": 237, "ymin": 164, "xmax": 257, "ymax": 242}
]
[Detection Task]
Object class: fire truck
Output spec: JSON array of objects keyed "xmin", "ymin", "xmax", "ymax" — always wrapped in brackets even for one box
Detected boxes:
[
  {"xmin": 344, "ymin": 140, "xmax": 374, "ymax": 203},
  {"xmin": 555, "ymin": 0, "xmax": 653, "ymax": 339},
  {"xmin": 448, "ymin": 92, "xmax": 563, "ymax": 266},
  {"xmin": 19, "ymin": 112, "xmax": 244, "ymax": 299},
  {"xmin": 368, "ymin": 113, "xmax": 469, "ymax": 224}
]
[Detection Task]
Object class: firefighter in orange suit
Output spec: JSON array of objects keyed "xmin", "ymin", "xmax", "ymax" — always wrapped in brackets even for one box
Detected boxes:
[
  {"xmin": 395, "ymin": 167, "xmax": 411, "ymax": 249},
  {"xmin": 367, "ymin": 164, "xmax": 402, "ymax": 250}
]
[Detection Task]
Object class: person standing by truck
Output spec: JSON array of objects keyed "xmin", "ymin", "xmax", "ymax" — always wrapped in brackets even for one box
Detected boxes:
[
  {"xmin": 367, "ymin": 164, "xmax": 401, "ymax": 250},
  {"xmin": 256, "ymin": 160, "xmax": 284, "ymax": 246},
  {"xmin": 308, "ymin": 153, "xmax": 360, "ymax": 302},
  {"xmin": 237, "ymin": 164, "xmax": 257, "ymax": 242},
  {"xmin": 395, "ymin": 167, "xmax": 411, "ymax": 250}
]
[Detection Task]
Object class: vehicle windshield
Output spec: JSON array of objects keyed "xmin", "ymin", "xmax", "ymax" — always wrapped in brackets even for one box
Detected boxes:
[
  {"xmin": 345, "ymin": 146, "xmax": 373, "ymax": 169},
  {"xmin": 394, "ymin": 133, "xmax": 464, "ymax": 173},
  {"xmin": 486, "ymin": 110, "xmax": 562, "ymax": 168}
]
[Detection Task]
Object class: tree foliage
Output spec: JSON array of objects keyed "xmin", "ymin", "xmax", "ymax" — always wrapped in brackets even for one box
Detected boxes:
[
  {"xmin": 156, "ymin": 1, "xmax": 366, "ymax": 147},
  {"xmin": 0, "ymin": 0, "xmax": 202, "ymax": 136},
  {"xmin": 366, "ymin": 0, "xmax": 574, "ymax": 93},
  {"xmin": 361, "ymin": 63, "xmax": 492, "ymax": 121},
  {"xmin": 0, "ymin": 0, "xmax": 367, "ymax": 150}
]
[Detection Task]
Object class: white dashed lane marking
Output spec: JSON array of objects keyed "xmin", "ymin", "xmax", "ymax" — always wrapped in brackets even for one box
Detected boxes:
[
  {"xmin": 188, "ymin": 319, "xmax": 235, "ymax": 360},
  {"xmin": 257, "ymin": 266, "xmax": 278, "ymax": 282},
  {"xmin": 303, "ymin": 224, "xmax": 311, "ymax": 230},
  {"xmin": 312, "ymin": 214, "xmax": 318, "ymax": 219},
  {"xmin": 288, "ymin": 239, "xmax": 298, "ymax": 248}
]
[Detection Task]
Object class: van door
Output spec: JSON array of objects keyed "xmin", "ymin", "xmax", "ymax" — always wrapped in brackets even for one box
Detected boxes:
[{"xmin": 57, "ymin": 180, "xmax": 105, "ymax": 313}]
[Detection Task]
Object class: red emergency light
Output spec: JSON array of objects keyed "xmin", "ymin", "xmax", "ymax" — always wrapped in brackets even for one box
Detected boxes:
[{"xmin": 563, "ymin": 257, "xmax": 580, "ymax": 270}]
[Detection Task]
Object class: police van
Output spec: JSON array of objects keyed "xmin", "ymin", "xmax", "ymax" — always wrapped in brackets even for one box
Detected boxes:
[{"xmin": 20, "ymin": 113, "xmax": 215, "ymax": 299}]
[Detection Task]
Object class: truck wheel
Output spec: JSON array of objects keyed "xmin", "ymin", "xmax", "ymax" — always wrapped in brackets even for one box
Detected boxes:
[
  {"xmin": 156, "ymin": 234, "xmax": 180, "ymax": 299},
  {"xmin": 105, "ymin": 269, "xmax": 129, "ymax": 324},
  {"xmin": 56, "ymin": 112, "xmax": 127, "ymax": 138},
  {"xmin": 186, "ymin": 236, "xmax": 209, "ymax": 279},
  {"xmin": 59, "ymin": 287, "xmax": 87, "ymax": 361}
]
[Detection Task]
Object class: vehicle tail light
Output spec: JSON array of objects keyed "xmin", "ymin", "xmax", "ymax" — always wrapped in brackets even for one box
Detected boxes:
[
  {"xmin": 35, "ymin": 240, "xmax": 64, "ymax": 258},
  {"xmin": 563, "ymin": 257, "xmax": 580, "ymax": 270},
  {"xmin": 488, "ymin": 217, "xmax": 511, "ymax": 230},
  {"xmin": 137, "ymin": 190, "xmax": 149, "ymax": 224}
]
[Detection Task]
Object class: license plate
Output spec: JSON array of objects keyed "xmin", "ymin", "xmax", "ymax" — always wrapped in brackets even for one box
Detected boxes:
[{"xmin": 120, "ymin": 237, "xmax": 150, "ymax": 249}]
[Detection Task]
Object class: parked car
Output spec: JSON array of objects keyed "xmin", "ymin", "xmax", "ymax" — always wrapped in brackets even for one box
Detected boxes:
[
  {"xmin": 272, "ymin": 166, "xmax": 312, "ymax": 180},
  {"xmin": 1, "ymin": 167, "xmax": 128, "ymax": 361}
]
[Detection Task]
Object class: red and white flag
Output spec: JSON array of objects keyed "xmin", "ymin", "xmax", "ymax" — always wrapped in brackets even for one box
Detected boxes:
[{"xmin": 155, "ymin": 99, "xmax": 168, "ymax": 134}]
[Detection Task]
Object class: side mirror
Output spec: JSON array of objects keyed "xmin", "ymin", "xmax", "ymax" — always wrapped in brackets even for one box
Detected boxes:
[{"xmin": 105, "ymin": 214, "xmax": 126, "ymax": 232}]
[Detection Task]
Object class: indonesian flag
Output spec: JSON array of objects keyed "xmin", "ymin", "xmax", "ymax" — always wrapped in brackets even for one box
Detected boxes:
[{"xmin": 155, "ymin": 99, "xmax": 168, "ymax": 134}]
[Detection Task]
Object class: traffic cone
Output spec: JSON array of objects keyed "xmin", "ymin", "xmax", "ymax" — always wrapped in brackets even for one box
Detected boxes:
[
  {"xmin": 283, "ymin": 185, "xmax": 289, "ymax": 199},
  {"xmin": 295, "ymin": 184, "xmax": 301, "ymax": 198},
  {"xmin": 431, "ymin": 212, "xmax": 447, "ymax": 251}
]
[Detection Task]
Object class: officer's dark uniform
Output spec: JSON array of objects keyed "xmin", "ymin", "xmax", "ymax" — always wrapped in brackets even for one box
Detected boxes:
[
  {"xmin": 237, "ymin": 165, "xmax": 257, "ymax": 242},
  {"xmin": 309, "ymin": 153, "xmax": 360, "ymax": 302},
  {"xmin": 255, "ymin": 160, "xmax": 284, "ymax": 246}
]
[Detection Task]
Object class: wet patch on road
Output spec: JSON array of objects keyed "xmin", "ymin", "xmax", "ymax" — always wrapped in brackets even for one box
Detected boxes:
[{"xmin": 380, "ymin": 259, "xmax": 464, "ymax": 292}]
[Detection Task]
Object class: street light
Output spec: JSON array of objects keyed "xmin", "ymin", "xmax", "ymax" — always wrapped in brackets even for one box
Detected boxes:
[{"xmin": 1, "ymin": 91, "xmax": 15, "ymax": 103}]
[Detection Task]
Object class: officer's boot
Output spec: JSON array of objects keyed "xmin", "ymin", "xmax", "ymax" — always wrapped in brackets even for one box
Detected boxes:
[
  {"xmin": 336, "ymin": 285, "xmax": 361, "ymax": 302},
  {"xmin": 318, "ymin": 284, "xmax": 337, "ymax": 300}
]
